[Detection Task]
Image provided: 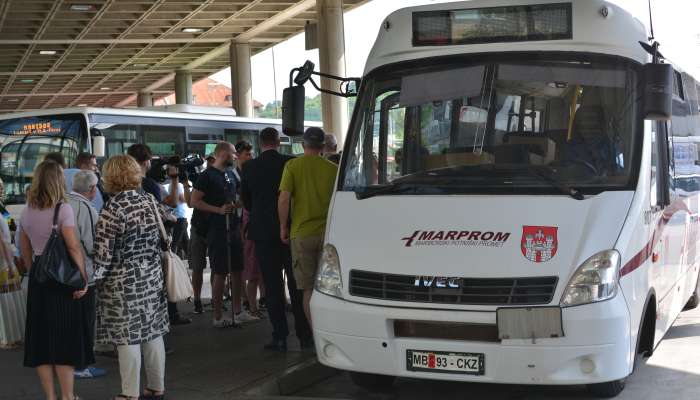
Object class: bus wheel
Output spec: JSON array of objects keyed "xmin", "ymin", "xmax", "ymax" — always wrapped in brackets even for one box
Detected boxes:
[
  {"xmin": 587, "ymin": 379, "xmax": 626, "ymax": 398},
  {"xmin": 349, "ymin": 372, "xmax": 396, "ymax": 392}
]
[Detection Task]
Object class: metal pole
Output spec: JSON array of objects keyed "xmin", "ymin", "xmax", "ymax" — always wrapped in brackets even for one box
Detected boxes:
[{"xmin": 225, "ymin": 210, "xmax": 237, "ymax": 326}]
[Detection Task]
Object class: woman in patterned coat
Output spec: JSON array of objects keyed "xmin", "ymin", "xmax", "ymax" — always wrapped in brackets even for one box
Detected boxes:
[{"xmin": 94, "ymin": 155, "xmax": 169, "ymax": 400}]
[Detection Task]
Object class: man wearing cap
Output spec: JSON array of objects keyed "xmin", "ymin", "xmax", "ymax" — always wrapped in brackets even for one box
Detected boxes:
[
  {"xmin": 323, "ymin": 133, "xmax": 340, "ymax": 164},
  {"xmin": 278, "ymin": 127, "xmax": 338, "ymax": 326}
]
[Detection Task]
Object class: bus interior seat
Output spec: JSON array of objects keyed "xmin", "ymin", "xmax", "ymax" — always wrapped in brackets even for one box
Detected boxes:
[
  {"xmin": 572, "ymin": 105, "xmax": 607, "ymax": 141},
  {"xmin": 493, "ymin": 144, "xmax": 545, "ymax": 165}
]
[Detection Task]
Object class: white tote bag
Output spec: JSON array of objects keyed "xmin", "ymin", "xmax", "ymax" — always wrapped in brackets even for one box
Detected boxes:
[
  {"xmin": 162, "ymin": 250, "xmax": 193, "ymax": 303},
  {"xmin": 150, "ymin": 200, "xmax": 194, "ymax": 303}
]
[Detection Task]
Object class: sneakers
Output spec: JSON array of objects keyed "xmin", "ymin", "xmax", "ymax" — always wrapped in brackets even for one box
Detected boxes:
[
  {"xmin": 235, "ymin": 310, "xmax": 261, "ymax": 323},
  {"xmin": 74, "ymin": 366, "xmax": 106, "ymax": 379},
  {"xmin": 193, "ymin": 299, "xmax": 203, "ymax": 314},
  {"xmin": 213, "ymin": 317, "xmax": 235, "ymax": 328}
]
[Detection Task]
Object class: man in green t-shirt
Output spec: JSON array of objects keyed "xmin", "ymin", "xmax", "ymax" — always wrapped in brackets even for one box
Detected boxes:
[{"xmin": 278, "ymin": 127, "xmax": 338, "ymax": 326}]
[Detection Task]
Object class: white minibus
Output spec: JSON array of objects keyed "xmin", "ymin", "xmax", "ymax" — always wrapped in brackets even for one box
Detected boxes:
[{"xmin": 285, "ymin": 0, "xmax": 700, "ymax": 397}]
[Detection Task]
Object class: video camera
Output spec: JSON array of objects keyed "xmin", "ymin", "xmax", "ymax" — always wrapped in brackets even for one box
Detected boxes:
[{"xmin": 147, "ymin": 153, "xmax": 205, "ymax": 183}]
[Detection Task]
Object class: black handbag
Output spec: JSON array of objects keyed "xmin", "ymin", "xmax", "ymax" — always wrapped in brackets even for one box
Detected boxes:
[{"xmin": 33, "ymin": 203, "xmax": 85, "ymax": 289}]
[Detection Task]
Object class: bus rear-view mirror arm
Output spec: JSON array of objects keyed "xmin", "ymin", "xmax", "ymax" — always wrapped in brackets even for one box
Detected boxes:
[{"xmin": 282, "ymin": 61, "xmax": 361, "ymax": 137}]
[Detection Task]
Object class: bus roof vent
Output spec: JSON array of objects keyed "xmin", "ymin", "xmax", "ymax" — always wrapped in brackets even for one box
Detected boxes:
[{"xmin": 139, "ymin": 104, "xmax": 237, "ymax": 116}]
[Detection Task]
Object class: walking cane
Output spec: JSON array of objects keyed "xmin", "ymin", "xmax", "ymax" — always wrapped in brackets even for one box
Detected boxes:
[{"xmin": 225, "ymin": 203, "xmax": 239, "ymax": 327}]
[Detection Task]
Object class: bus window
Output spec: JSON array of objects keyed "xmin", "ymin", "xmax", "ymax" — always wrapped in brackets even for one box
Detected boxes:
[
  {"xmin": 92, "ymin": 123, "xmax": 138, "ymax": 159},
  {"xmin": 0, "ymin": 114, "xmax": 86, "ymax": 204},
  {"xmin": 226, "ymin": 129, "xmax": 259, "ymax": 155},
  {"xmin": 143, "ymin": 125, "xmax": 185, "ymax": 157}
]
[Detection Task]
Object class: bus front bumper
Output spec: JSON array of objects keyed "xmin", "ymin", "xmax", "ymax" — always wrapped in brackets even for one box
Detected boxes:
[{"xmin": 311, "ymin": 293, "xmax": 632, "ymax": 385}]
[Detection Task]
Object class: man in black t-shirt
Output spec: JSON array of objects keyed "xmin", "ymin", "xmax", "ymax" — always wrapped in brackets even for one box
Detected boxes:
[{"xmin": 191, "ymin": 141, "xmax": 243, "ymax": 328}]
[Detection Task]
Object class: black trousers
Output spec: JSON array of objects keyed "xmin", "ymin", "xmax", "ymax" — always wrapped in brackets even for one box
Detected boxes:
[
  {"xmin": 171, "ymin": 218, "xmax": 189, "ymax": 255},
  {"xmin": 255, "ymin": 239, "xmax": 311, "ymax": 342}
]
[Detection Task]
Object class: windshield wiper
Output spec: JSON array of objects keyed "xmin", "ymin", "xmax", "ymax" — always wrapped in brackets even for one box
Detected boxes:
[
  {"xmin": 355, "ymin": 182, "xmax": 442, "ymax": 200},
  {"xmin": 524, "ymin": 166, "xmax": 585, "ymax": 200},
  {"xmin": 410, "ymin": 164, "xmax": 585, "ymax": 200}
]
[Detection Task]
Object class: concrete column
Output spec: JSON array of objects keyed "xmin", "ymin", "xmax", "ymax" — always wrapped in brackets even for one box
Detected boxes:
[
  {"xmin": 229, "ymin": 41, "xmax": 254, "ymax": 117},
  {"xmin": 317, "ymin": 0, "xmax": 348, "ymax": 146},
  {"xmin": 137, "ymin": 91, "xmax": 153, "ymax": 107},
  {"xmin": 174, "ymin": 70, "xmax": 193, "ymax": 105}
]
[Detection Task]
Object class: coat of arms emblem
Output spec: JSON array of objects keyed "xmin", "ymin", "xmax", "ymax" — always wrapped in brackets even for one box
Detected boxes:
[{"xmin": 521, "ymin": 226, "xmax": 558, "ymax": 263}]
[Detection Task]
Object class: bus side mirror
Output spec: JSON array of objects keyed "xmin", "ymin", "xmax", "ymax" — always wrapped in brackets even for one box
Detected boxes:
[
  {"xmin": 643, "ymin": 63, "xmax": 673, "ymax": 121},
  {"xmin": 282, "ymin": 85, "xmax": 305, "ymax": 137},
  {"xmin": 91, "ymin": 128, "xmax": 105, "ymax": 158}
]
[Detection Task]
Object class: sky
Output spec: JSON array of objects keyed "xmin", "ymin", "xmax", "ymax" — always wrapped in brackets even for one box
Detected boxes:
[{"xmin": 211, "ymin": 0, "xmax": 700, "ymax": 106}]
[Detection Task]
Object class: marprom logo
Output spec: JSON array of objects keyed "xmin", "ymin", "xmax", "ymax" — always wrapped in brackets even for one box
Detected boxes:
[{"xmin": 401, "ymin": 230, "xmax": 511, "ymax": 248}]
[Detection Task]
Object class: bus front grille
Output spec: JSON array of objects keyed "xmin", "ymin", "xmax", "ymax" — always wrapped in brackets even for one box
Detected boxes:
[{"xmin": 349, "ymin": 270, "xmax": 558, "ymax": 306}]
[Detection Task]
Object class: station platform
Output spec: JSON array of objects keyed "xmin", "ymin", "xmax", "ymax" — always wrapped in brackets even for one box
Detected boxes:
[{"xmin": 0, "ymin": 293, "xmax": 316, "ymax": 400}]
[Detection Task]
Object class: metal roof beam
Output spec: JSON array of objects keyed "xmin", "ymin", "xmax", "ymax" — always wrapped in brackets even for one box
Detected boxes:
[
  {"xmin": 0, "ymin": 90, "xmax": 171, "ymax": 97},
  {"xmin": 0, "ymin": 38, "xmax": 230, "ymax": 44},
  {"xmin": 116, "ymin": 0, "xmax": 317, "ymax": 107},
  {"xmin": 0, "ymin": 69, "xmax": 218, "ymax": 76}
]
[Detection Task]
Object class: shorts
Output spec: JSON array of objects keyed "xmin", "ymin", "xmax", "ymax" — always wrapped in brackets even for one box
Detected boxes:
[
  {"xmin": 291, "ymin": 235, "xmax": 324, "ymax": 290},
  {"xmin": 243, "ymin": 239, "xmax": 261, "ymax": 281},
  {"xmin": 188, "ymin": 227, "xmax": 208, "ymax": 272},
  {"xmin": 207, "ymin": 225, "xmax": 244, "ymax": 276}
]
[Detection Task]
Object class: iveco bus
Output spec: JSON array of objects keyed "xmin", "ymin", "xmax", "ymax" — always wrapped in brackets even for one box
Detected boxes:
[
  {"xmin": 0, "ymin": 106, "xmax": 309, "ymax": 209},
  {"xmin": 294, "ymin": 0, "xmax": 700, "ymax": 397}
]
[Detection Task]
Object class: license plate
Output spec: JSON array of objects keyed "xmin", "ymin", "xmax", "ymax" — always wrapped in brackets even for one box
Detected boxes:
[
  {"xmin": 406, "ymin": 350, "xmax": 484, "ymax": 375},
  {"xmin": 497, "ymin": 307, "xmax": 564, "ymax": 340}
]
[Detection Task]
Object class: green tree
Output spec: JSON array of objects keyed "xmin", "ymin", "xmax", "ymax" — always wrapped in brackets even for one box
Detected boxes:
[{"xmin": 255, "ymin": 94, "xmax": 358, "ymax": 122}]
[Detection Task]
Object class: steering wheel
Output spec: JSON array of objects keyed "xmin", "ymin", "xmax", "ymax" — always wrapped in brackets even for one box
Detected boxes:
[{"xmin": 568, "ymin": 159, "xmax": 599, "ymax": 176}]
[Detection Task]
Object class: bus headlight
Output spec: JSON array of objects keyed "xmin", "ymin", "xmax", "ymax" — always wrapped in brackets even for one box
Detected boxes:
[
  {"xmin": 315, "ymin": 244, "xmax": 343, "ymax": 298},
  {"xmin": 560, "ymin": 250, "xmax": 620, "ymax": 307}
]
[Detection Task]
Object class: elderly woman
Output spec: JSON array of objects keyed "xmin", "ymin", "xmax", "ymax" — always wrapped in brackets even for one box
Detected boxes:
[
  {"xmin": 20, "ymin": 160, "xmax": 92, "ymax": 400},
  {"xmin": 94, "ymin": 155, "xmax": 169, "ymax": 400}
]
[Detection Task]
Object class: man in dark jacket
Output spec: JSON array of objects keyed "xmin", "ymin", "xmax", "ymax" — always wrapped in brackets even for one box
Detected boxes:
[{"xmin": 241, "ymin": 127, "xmax": 312, "ymax": 351}]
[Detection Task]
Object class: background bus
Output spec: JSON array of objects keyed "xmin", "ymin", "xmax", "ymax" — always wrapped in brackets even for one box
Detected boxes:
[{"xmin": 0, "ymin": 105, "xmax": 315, "ymax": 206}]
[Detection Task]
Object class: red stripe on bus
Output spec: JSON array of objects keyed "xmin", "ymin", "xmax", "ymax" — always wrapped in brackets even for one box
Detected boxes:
[{"xmin": 620, "ymin": 199, "xmax": 693, "ymax": 278}]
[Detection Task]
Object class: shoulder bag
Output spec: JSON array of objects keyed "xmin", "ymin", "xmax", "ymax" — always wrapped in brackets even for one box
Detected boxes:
[
  {"xmin": 148, "ymin": 199, "xmax": 193, "ymax": 303},
  {"xmin": 33, "ymin": 203, "xmax": 85, "ymax": 289}
]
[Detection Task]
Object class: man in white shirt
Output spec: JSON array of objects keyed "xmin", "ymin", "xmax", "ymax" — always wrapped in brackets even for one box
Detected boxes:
[
  {"xmin": 64, "ymin": 152, "xmax": 104, "ymax": 212},
  {"xmin": 66, "ymin": 170, "xmax": 107, "ymax": 379}
]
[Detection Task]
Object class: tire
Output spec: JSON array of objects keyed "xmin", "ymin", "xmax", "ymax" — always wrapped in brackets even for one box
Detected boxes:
[
  {"xmin": 683, "ymin": 274, "xmax": 700, "ymax": 311},
  {"xmin": 349, "ymin": 372, "xmax": 396, "ymax": 392},
  {"xmin": 587, "ymin": 379, "xmax": 626, "ymax": 398}
]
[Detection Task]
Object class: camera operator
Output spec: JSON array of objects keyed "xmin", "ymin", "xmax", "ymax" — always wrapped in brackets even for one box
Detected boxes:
[
  {"xmin": 163, "ymin": 163, "xmax": 190, "ymax": 256},
  {"xmin": 191, "ymin": 142, "xmax": 244, "ymax": 328},
  {"xmin": 127, "ymin": 144, "xmax": 191, "ymax": 327}
]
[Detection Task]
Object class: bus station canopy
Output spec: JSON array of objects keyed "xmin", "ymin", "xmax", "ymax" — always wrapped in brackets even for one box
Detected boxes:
[{"xmin": 0, "ymin": 0, "xmax": 365, "ymax": 113}]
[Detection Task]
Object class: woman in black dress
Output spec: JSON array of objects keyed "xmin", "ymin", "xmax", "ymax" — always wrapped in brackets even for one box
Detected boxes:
[{"xmin": 19, "ymin": 160, "xmax": 93, "ymax": 400}]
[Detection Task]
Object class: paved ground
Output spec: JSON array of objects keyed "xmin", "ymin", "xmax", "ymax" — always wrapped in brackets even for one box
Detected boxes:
[
  {"xmin": 297, "ymin": 307, "xmax": 700, "ymax": 400},
  {"xmin": 2, "ymin": 284, "xmax": 699, "ymax": 400},
  {"xmin": 0, "ymin": 274, "xmax": 315, "ymax": 400}
]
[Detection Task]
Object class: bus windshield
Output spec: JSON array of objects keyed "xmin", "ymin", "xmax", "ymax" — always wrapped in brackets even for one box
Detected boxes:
[
  {"xmin": 341, "ymin": 54, "xmax": 641, "ymax": 197},
  {"xmin": 0, "ymin": 114, "xmax": 86, "ymax": 204}
]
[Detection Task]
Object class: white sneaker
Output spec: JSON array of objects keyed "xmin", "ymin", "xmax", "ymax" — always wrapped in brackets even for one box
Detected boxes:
[
  {"xmin": 235, "ymin": 310, "xmax": 260, "ymax": 323},
  {"xmin": 213, "ymin": 317, "xmax": 234, "ymax": 328}
]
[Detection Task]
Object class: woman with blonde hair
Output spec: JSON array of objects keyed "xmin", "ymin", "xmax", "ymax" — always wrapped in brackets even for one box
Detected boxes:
[
  {"xmin": 94, "ymin": 155, "xmax": 169, "ymax": 400},
  {"xmin": 20, "ymin": 160, "xmax": 92, "ymax": 400}
]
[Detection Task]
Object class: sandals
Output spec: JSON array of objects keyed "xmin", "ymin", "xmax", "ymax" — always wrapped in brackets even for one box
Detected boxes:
[{"xmin": 140, "ymin": 388, "xmax": 165, "ymax": 400}]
